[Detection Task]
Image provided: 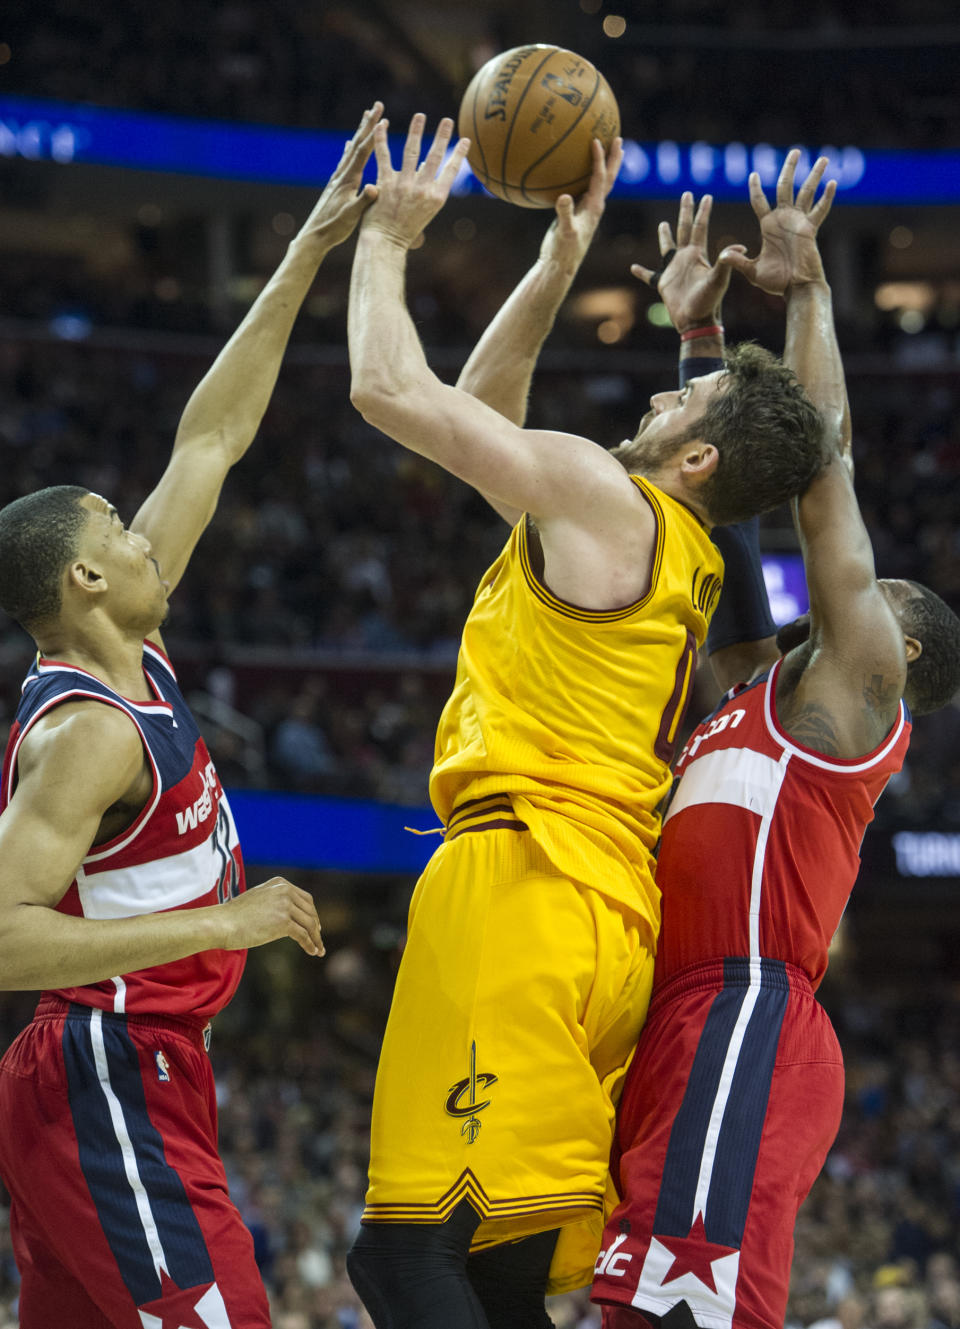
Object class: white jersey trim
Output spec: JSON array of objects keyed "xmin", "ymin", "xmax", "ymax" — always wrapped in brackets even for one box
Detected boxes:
[
  {"xmin": 142, "ymin": 640, "xmax": 177, "ymax": 682},
  {"xmin": 763, "ymin": 658, "xmax": 907, "ymax": 773},
  {"xmin": 749, "ymin": 751, "xmax": 791, "ymax": 958},
  {"xmin": 35, "ymin": 659, "xmax": 173, "ymax": 714},
  {"xmin": 692, "ymin": 966, "xmax": 761, "ymax": 1221},
  {"xmin": 78, "ymin": 831, "xmax": 228, "ymax": 919}
]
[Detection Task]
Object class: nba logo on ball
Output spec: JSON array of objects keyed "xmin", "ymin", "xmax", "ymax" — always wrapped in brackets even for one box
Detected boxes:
[{"xmin": 458, "ymin": 44, "xmax": 621, "ymax": 208}]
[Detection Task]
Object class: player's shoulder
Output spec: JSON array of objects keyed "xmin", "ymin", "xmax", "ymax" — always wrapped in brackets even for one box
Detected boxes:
[
  {"xmin": 632, "ymin": 475, "xmax": 720, "ymax": 567},
  {"xmin": 10, "ymin": 700, "xmax": 147, "ymax": 823},
  {"xmin": 22, "ymin": 698, "xmax": 144, "ymax": 773}
]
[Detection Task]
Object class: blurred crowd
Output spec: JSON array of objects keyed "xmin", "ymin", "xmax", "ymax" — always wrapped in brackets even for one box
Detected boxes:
[
  {"xmin": 786, "ymin": 980, "xmax": 960, "ymax": 1329},
  {"xmin": 4, "ymin": 0, "xmax": 958, "ymax": 149},
  {"xmin": 0, "ymin": 331, "xmax": 957, "ymax": 821},
  {"xmin": 4, "ymin": 940, "xmax": 960, "ymax": 1326}
]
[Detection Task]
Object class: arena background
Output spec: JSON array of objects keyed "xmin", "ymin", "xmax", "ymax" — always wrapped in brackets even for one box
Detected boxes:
[{"xmin": 1, "ymin": 2, "xmax": 959, "ymax": 1325}]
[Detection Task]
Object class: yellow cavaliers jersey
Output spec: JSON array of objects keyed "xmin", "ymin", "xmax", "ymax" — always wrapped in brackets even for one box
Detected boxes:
[{"xmin": 430, "ymin": 475, "xmax": 724, "ymax": 944}]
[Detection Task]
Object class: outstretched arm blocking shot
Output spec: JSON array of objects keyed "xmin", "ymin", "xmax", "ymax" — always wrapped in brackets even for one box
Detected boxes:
[
  {"xmin": 630, "ymin": 192, "xmax": 782, "ymax": 682},
  {"xmin": 631, "ymin": 188, "xmax": 743, "ymax": 367},
  {"xmin": 133, "ymin": 103, "xmax": 384, "ymax": 597},
  {"xmin": 718, "ymin": 151, "xmax": 917, "ymax": 756}
]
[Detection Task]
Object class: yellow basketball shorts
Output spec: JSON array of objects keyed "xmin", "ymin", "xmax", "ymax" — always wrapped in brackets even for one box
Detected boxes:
[{"xmin": 361, "ymin": 823, "xmax": 655, "ymax": 1288}]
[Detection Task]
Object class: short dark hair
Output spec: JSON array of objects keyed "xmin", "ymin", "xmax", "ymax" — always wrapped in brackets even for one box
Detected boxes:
[
  {"xmin": 694, "ymin": 343, "xmax": 825, "ymax": 525},
  {"xmin": 0, "ymin": 486, "xmax": 90, "ymax": 632},
  {"xmin": 900, "ymin": 581, "xmax": 960, "ymax": 716}
]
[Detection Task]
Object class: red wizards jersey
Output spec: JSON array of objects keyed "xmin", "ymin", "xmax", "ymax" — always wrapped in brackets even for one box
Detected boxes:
[
  {"xmin": 655, "ymin": 657, "xmax": 911, "ymax": 989},
  {"xmin": 1, "ymin": 642, "xmax": 246, "ymax": 1022}
]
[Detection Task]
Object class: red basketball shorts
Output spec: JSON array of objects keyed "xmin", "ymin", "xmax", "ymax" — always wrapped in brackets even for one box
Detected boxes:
[
  {"xmin": 591, "ymin": 958, "xmax": 844, "ymax": 1329},
  {"xmin": 0, "ymin": 996, "xmax": 270, "ymax": 1329}
]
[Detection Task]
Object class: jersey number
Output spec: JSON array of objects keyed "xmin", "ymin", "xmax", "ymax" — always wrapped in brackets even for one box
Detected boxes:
[
  {"xmin": 212, "ymin": 803, "xmax": 240, "ymax": 904},
  {"xmin": 654, "ymin": 630, "xmax": 697, "ymax": 765}
]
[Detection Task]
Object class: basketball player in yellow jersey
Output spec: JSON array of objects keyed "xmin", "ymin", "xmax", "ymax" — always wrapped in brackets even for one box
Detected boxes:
[{"xmin": 345, "ymin": 113, "xmax": 825, "ymax": 1329}]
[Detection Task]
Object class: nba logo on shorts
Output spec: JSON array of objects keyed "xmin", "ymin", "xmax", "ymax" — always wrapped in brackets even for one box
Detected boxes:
[{"xmin": 155, "ymin": 1050, "xmax": 171, "ymax": 1082}]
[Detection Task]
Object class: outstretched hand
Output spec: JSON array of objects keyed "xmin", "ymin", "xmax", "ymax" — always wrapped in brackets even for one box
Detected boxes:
[
  {"xmin": 540, "ymin": 136, "xmax": 623, "ymax": 271},
  {"xmin": 361, "ymin": 113, "xmax": 471, "ymax": 249},
  {"xmin": 299, "ymin": 103, "xmax": 385, "ymax": 250},
  {"xmin": 630, "ymin": 192, "xmax": 744, "ymax": 333},
  {"xmin": 717, "ymin": 149, "xmax": 837, "ymax": 296}
]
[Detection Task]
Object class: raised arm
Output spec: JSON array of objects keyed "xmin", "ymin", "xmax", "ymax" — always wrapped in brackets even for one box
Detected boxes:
[
  {"xmin": 630, "ymin": 189, "xmax": 735, "ymax": 368},
  {"xmin": 0, "ymin": 706, "xmax": 324, "ymax": 990},
  {"xmin": 131, "ymin": 104, "xmax": 384, "ymax": 597},
  {"xmin": 633, "ymin": 193, "xmax": 780, "ymax": 690},
  {"xmin": 457, "ymin": 137, "xmax": 622, "ymax": 427},
  {"xmin": 719, "ymin": 152, "xmax": 905, "ymax": 755},
  {"xmin": 454, "ymin": 138, "xmax": 621, "ymax": 525},
  {"xmin": 348, "ymin": 115, "xmax": 655, "ymax": 609},
  {"xmin": 720, "ymin": 153, "xmax": 849, "ymax": 464}
]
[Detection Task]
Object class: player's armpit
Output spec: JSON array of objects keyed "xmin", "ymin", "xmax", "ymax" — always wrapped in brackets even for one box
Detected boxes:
[{"xmin": 474, "ymin": 493, "xmax": 525, "ymax": 527}]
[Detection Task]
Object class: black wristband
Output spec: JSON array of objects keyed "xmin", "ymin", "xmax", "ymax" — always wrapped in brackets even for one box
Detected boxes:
[{"xmin": 679, "ymin": 354, "xmax": 724, "ymax": 389}]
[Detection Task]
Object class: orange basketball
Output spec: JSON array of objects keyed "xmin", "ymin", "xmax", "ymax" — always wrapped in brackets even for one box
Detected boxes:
[{"xmin": 458, "ymin": 44, "xmax": 620, "ymax": 209}]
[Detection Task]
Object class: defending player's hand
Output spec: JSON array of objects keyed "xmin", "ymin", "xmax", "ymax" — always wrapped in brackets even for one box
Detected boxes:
[
  {"xmin": 717, "ymin": 149, "xmax": 837, "ymax": 297},
  {"xmin": 540, "ymin": 136, "xmax": 623, "ymax": 272},
  {"xmin": 361, "ymin": 113, "xmax": 471, "ymax": 250},
  {"xmin": 631, "ymin": 192, "xmax": 743, "ymax": 334},
  {"xmin": 222, "ymin": 877, "xmax": 325, "ymax": 957},
  {"xmin": 298, "ymin": 103, "xmax": 385, "ymax": 251}
]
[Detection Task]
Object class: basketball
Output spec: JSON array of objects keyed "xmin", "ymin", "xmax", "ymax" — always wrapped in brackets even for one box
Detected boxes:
[{"xmin": 458, "ymin": 45, "xmax": 621, "ymax": 208}]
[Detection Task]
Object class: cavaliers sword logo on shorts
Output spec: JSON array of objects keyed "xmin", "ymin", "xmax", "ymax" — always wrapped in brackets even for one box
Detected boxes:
[{"xmin": 444, "ymin": 1041, "xmax": 497, "ymax": 1143}]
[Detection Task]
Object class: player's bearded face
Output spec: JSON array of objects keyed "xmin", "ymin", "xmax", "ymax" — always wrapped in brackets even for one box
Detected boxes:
[{"xmin": 628, "ymin": 410, "xmax": 691, "ymax": 469}]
